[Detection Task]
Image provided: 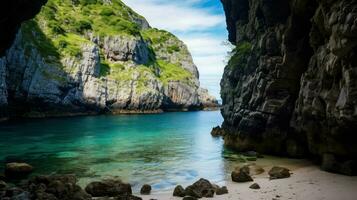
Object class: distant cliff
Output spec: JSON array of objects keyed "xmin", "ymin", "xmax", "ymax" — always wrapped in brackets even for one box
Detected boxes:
[
  {"xmin": 0, "ymin": 0, "xmax": 217, "ymax": 119},
  {"xmin": 221, "ymin": 0, "xmax": 357, "ymax": 175}
]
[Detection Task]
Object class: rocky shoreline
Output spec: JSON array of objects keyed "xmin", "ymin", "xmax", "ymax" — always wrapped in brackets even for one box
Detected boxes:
[{"xmin": 0, "ymin": 161, "xmax": 291, "ymax": 200}]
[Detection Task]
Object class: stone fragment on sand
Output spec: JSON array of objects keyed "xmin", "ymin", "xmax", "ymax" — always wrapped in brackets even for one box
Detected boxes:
[
  {"xmin": 173, "ymin": 185, "xmax": 186, "ymax": 197},
  {"xmin": 215, "ymin": 186, "xmax": 228, "ymax": 195},
  {"xmin": 231, "ymin": 168, "xmax": 254, "ymax": 182},
  {"xmin": 140, "ymin": 184, "xmax": 151, "ymax": 195},
  {"xmin": 269, "ymin": 166, "xmax": 291, "ymax": 179},
  {"xmin": 249, "ymin": 183, "xmax": 260, "ymax": 189},
  {"xmin": 184, "ymin": 178, "xmax": 215, "ymax": 198},
  {"xmin": 85, "ymin": 179, "xmax": 131, "ymax": 197},
  {"xmin": 235, "ymin": 163, "xmax": 264, "ymax": 176}
]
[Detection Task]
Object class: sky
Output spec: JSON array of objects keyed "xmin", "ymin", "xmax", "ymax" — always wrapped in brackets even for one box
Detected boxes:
[{"xmin": 122, "ymin": 0, "xmax": 231, "ymax": 99}]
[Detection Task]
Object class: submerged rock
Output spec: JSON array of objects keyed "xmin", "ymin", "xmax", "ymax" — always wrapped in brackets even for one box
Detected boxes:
[
  {"xmin": 5, "ymin": 162, "xmax": 34, "ymax": 179},
  {"xmin": 173, "ymin": 185, "xmax": 186, "ymax": 197},
  {"xmin": 249, "ymin": 183, "xmax": 260, "ymax": 189},
  {"xmin": 140, "ymin": 184, "xmax": 151, "ymax": 195},
  {"xmin": 85, "ymin": 179, "xmax": 131, "ymax": 197},
  {"xmin": 269, "ymin": 167, "xmax": 291, "ymax": 180}
]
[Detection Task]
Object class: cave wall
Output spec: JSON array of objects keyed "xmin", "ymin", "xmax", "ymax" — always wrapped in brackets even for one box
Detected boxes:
[
  {"xmin": 221, "ymin": 0, "xmax": 357, "ymax": 175},
  {"xmin": 0, "ymin": 0, "xmax": 48, "ymax": 56}
]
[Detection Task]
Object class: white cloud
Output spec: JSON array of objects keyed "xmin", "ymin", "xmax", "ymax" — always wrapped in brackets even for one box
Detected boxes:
[
  {"xmin": 122, "ymin": 0, "xmax": 231, "ymax": 97},
  {"xmin": 122, "ymin": 0, "xmax": 225, "ymax": 32}
]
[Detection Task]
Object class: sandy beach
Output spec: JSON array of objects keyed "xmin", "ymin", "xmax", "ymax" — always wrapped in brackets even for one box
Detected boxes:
[{"xmin": 137, "ymin": 159, "xmax": 357, "ymax": 200}]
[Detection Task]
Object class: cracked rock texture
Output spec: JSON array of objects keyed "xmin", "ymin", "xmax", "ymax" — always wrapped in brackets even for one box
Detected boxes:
[{"xmin": 221, "ymin": 0, "xmax": 357, "ymax": 175}]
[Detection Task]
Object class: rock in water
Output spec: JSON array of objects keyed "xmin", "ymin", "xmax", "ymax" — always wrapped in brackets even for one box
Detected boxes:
[
  {"xmin": 269, "ymin": 167, "xmax": 291, "ymax": 180},
  {"xmin": 231, "ymin": 169, "xmax": 253, "ymax": 182},
  {"xmin": 249, "ymin": 183, "xmax": 260, "ymax": 189},
  {"xmin": 173, "ymin": 185, "xmax": 186, "ymax": 197},
  {"xmin": 85, "ymin": 179, "xmax": 131, "ymax": 197},
  {"xmin": 215, "ymin": 186, "xmax": 228, "ymax": 195},
  {"xmin": 140, "ymin": 184, "xmax": 151, "ymax": 195},
  {"xmin": 211, "ymin": 126, "xmax": 225, "ymax": 137},
  {"xmin": 5, "ymin": 162, "xmax": 34, "ymax": 179}
]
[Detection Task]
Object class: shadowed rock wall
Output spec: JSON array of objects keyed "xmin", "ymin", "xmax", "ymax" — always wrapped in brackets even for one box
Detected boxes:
[{"xmin": 221, "ymin": 0, "xmax": 357, "ymax": 175}]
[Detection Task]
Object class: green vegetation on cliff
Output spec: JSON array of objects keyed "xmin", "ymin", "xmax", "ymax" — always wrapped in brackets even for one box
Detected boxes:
[
  {"xmin": 228, "ymin": 41, "xmax": 252, "ymax": 69},
  {"xmin": 20, "ymin": 0, "xmax": 196, "ymax": 91}
]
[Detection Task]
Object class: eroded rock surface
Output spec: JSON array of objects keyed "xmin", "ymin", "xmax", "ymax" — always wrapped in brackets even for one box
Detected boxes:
[{"xmin": 221, "ymin": 0, "xmax": 357, "ymax": 175}]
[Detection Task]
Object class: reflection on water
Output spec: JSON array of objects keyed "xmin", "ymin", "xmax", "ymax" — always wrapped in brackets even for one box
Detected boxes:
[{"xmin": 0, "ymin": 111, "xmax": 239, "ymax": 192}]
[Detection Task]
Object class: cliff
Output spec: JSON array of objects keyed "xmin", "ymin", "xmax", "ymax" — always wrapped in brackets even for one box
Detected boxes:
[
  {"xmin": 0, "ymin": 0, "xmax": 218, "ymax": 119},
  {"xmin": 221, "ymin": 0, "xmax": 357, "ymax": 175}
]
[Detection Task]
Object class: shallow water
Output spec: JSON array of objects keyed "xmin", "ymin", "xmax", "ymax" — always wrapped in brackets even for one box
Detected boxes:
[{"xmin": 0, "ymin": 111, "xmax": 250, "ymax": 192}]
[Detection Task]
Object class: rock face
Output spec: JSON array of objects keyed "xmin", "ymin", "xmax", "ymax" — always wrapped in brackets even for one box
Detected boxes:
[
  {"xmin": 0, "ymin": 0, "xmax": 217, "ymax": 119},
  {"xmin": 220, "ymin": 0, "xmax": 357, "ymax": 174}
]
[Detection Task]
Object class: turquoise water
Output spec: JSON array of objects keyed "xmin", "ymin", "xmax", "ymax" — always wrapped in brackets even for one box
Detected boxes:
[{"xmin": 0, "ymin": 111, "xmax": 238, "ymax": 192}]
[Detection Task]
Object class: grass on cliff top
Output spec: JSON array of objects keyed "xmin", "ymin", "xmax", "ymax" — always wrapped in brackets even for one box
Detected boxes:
[
  {"xmin": 41, "ymin": 0, "xmax": 142, "ymax": 37},
  {"xmin": 228, "ymin": 41, "xmax": 252, "ymax": 69},
  {"xmin": 156, "ymin": 60, "xmax": 193, "ymax": 85}
]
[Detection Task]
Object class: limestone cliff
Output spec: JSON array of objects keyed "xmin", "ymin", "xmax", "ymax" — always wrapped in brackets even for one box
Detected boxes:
[
  {"xmin": 221, "ymin": 0, "xmax": 357, "ymax": 175},
  {"xmin": 0, "ymin": 0, "xmax": 218, "ymax": 119}
]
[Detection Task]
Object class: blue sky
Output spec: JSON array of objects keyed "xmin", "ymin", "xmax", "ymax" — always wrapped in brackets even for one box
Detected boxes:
[{"xmin": 122, "ymin": 0, "xmax": 231, "ymax": 76}]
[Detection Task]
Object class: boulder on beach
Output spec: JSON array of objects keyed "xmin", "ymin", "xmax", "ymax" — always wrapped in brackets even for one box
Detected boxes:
[
  {"xmin": 231, "ymin": 166, "xmax": 254, "ymax": 183},
  {"xmin": 215, "ymin": 186, "xmax": 228, "ymax": 195},
  {"xmin": 235, "ymin": 163, "xmax": 265, "ymax": 176},
  {"xmin": 269, "ymin": 166, "xmax": 291, "ymax": 180},
  {"xmin": 140, "ymin": 184, "xmax": 151, "ymax": 195},
  {"xmin": 184, "ymin": 178, "xmax": 216, "ymax": 198},
  {"xmin": 5, "ymin": 162, "xmax": 34, "ymax": 179},
  {"xmin": 85, "ymin": 179, "xmax": 131, "ymax": 197},
  {"xmin": 249, "ymin": 183, "xmax": 260, "ymax": 189},
  {"xmin": 27, "ymin": 174, "xmax": 91, "ymax": 200},
  {"xmin": 173, "ymin": 185, "xmax": 186, "ymax": 197}
]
